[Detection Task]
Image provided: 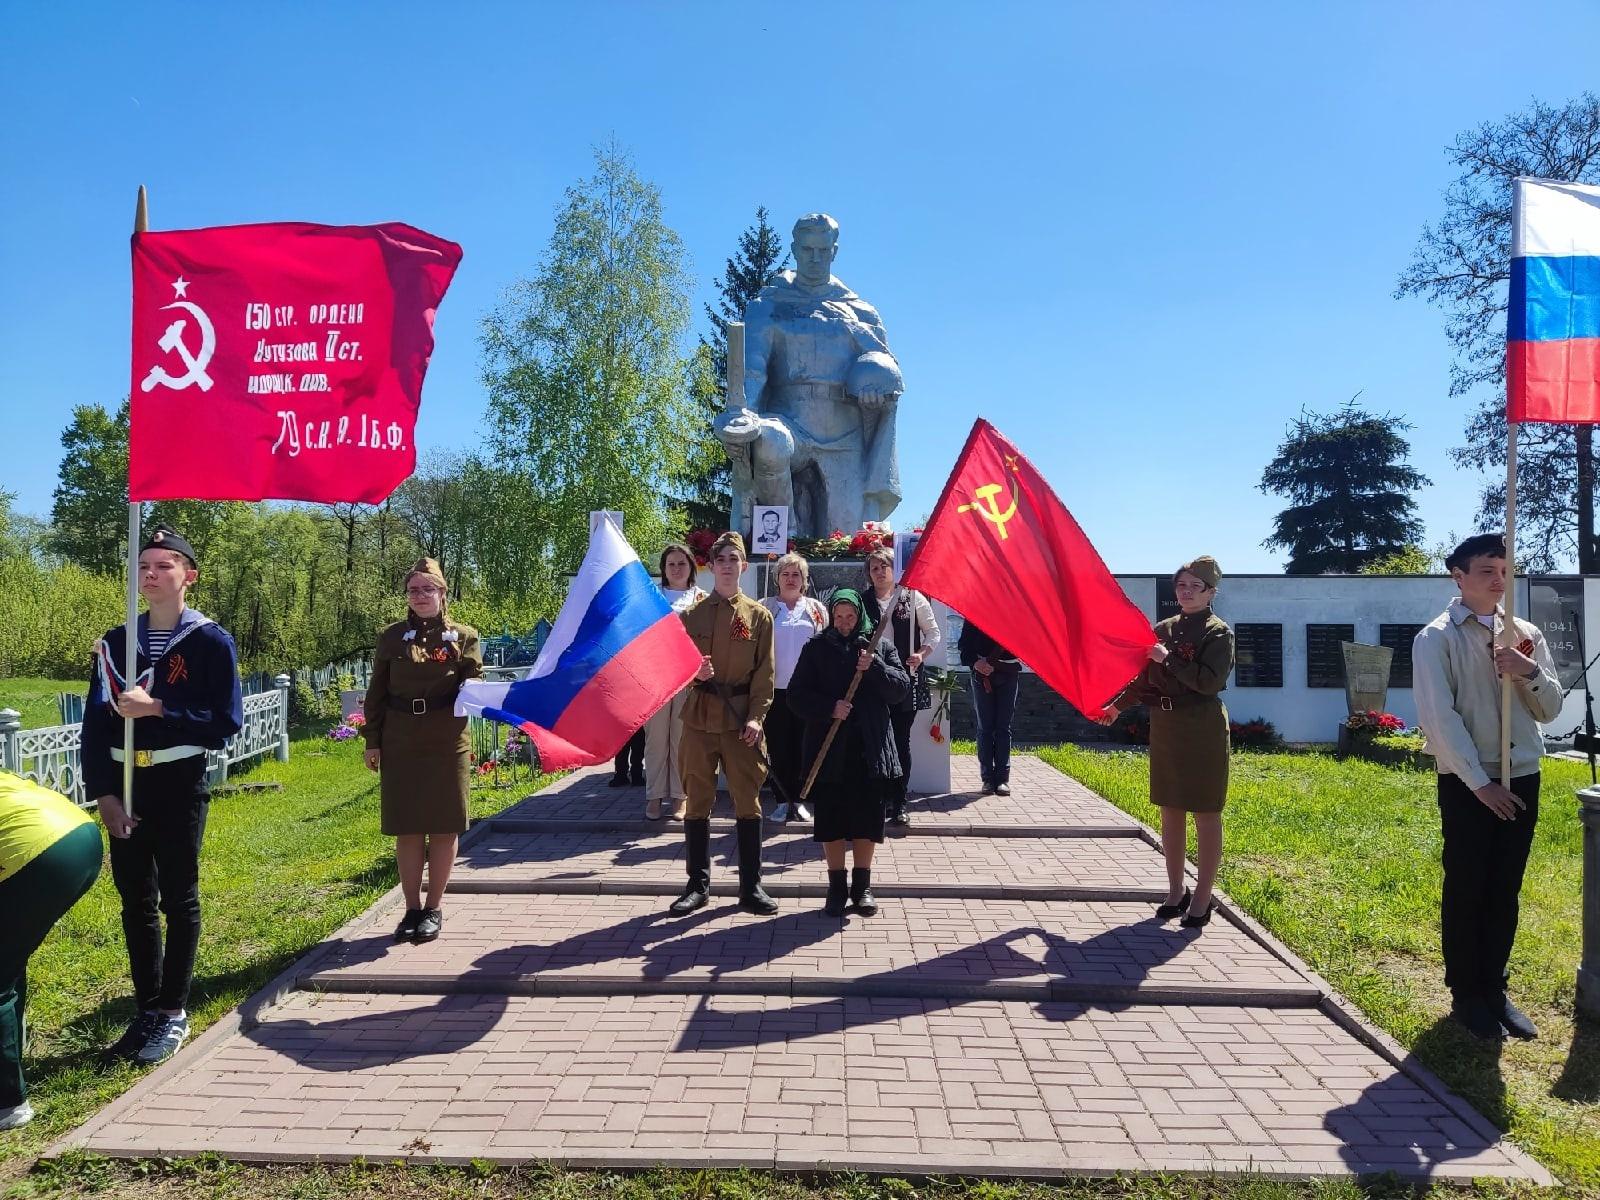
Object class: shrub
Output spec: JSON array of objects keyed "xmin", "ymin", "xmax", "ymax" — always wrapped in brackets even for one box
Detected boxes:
[
  {"xmin": 1112, "ymin": 706, "xmax": 1150, "ymax": 745},
  {"xmin": 1229, "ymin": 716, "xmax": 1283, "ymax": 750}
]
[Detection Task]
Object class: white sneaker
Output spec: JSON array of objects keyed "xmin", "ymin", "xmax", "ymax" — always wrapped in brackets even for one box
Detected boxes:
[
  {"xmin": 0, "ymin": 1101, "xmax": 33, "ymax": 1130},
  {"xmin": 792, "ymin": 803, "xmax": 814, "ymax": 824},
  {"xmin": 768, "ymin": 802, "xmax": 790, "ymax": 823},
  {"xmin": 136, "ymin": 1013, "xmax": 191, "ymax": 1064}
]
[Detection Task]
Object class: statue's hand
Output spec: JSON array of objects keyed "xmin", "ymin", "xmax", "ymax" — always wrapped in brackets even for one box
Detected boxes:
[
  {"xmin": 713, "ymin": 407, "xmax": 763, "ymax": 447},
  {"xmin": 855, "ymin": 387, "xmax": 900, "ymax": 411}
]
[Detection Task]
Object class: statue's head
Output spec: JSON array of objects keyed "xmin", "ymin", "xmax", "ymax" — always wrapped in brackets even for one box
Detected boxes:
[{"xmin": 792, "ymin": 213, "xmax": 839, "ymax": 288}]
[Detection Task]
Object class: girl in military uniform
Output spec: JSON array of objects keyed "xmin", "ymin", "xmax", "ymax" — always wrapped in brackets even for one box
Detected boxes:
[
  {"xmin": 363, "ymin": 558, "xmax": 483, "ymax": 942},
  {"xmin": 1099, "ymin": 557, "xmax": 1234, "ymax": 929}
]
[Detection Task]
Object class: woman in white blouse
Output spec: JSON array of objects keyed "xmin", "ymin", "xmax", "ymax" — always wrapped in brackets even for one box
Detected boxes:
[
  {"xmin": 643, "ymin": 543, "xmax": 708, "ymax": 821},
  {"xmin": 864, "ymin": 547, "xmax": 942, "ymax": 826},
  {"xmin": 761, "ymin": 553, "xmax": 827, "ymax": 825}
]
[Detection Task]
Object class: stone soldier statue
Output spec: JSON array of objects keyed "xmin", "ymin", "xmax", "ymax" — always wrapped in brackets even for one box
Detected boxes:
[{"xmin": 715, "ymin": 213, "xmax": 903, "ymax": 538}]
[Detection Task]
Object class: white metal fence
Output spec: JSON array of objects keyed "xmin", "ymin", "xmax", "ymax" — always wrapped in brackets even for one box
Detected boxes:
[{"xmin": 0, "ymin": 676, "xmax": 292, "ymax": 807}]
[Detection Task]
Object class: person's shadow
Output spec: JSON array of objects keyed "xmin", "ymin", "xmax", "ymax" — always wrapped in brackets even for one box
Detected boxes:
[
  {"xmin": 672, "ymin": 919, "xmax": 1200, "ymax": 1051},
  {"xmin": 1325, "ymin": 1015, "xmax": 1510, "ymax": 1179}
]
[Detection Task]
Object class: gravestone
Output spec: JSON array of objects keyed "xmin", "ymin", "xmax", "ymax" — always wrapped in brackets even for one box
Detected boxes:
[{"xmin": 1340, "ymin": 641, "xmax": 1393, "ymax": 714}]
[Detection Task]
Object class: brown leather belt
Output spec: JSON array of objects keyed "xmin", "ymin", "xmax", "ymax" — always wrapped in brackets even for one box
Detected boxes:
[
  {"xmin": 388, "ymin": 696, "xmax": 448, "ymax": 715},
  {"xmin": 695, "ymin": 682, "xmax": 750, "ymax": 696},
  {"xmin": 1150, "ymin": 692, "xmax": 1215, "ymax": 712}
]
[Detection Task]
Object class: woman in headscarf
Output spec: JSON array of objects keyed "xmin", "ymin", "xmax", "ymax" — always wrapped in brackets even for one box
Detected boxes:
[
  {"xmin": 363, "ymin": 558, "xmax": 483, "ymax": 943},
  {"xmin": 1099, "ymin": 556, "xmax": 1234, "ymax": 929},
  {"xmin": 786, "ymin": 589, "xmax": 910, "ymax": 917}
]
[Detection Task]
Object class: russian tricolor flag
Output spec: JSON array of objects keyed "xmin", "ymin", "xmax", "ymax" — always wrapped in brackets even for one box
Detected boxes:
[
  {"xmin": 455, "ymin": 517, "xmax": 703, "ymax": 770},
  {"xmin": 1509, "ymin": 178, "xmax": 1600, "ymax": 423}
]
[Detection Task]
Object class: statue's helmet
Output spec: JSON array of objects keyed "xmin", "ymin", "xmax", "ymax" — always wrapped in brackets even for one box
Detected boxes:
[{"xmin": 846, "ymin": 351, "xmax": 903, "ymax": 399}]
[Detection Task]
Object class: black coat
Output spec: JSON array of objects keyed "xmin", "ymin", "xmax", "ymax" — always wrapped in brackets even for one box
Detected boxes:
[{"xmin": 786, "ymin": 630, "xmax": 911, "ymax": 785}]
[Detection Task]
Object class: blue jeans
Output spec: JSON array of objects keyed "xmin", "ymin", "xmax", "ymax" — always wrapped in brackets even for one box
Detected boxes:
[{"xmin": 970, "ymin": 670, "xmax": 1019, "ymax": 786}]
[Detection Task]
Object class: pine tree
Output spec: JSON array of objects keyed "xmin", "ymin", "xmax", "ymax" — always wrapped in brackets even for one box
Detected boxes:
[
  {"xmin": 1259, "ymin": 401, "xmax": 1431, "ymax": 574},
  {"xmin": 678, "ymin": 207, "xmax": 788, "ymax": 530}
]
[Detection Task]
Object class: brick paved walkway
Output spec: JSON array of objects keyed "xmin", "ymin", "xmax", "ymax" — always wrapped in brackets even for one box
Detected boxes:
[{"xmin": 57, "ymin": 755, "xmax": 1551, "ymax": 1183}]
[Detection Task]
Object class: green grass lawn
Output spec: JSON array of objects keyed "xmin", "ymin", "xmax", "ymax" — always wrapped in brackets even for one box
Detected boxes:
[
  {"xmin": 0, "ymin": 679, "xmax": 81, "ymax": 731},
  {"xmin": 1037, "ymin": 745, "xmax": 1598, "ymax": 1190},
  {"xmin": 1, "ymin": 727, "xmax": 553, "ymax": 1184}
]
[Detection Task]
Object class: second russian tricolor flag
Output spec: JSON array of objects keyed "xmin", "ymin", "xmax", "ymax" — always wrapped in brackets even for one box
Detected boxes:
[{"xmin": 1509, "ymin": 178, "xmax": 1600, "ymax": 423}]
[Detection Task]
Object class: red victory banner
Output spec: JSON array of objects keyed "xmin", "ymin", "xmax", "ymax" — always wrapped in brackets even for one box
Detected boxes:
[
  {"xmin": 904, "ymin": 418, "xmax": 1154, "ymax": 714},
  {"xmin": 130, "ymin": 222, "xmax": 462, "ymax": 504}
]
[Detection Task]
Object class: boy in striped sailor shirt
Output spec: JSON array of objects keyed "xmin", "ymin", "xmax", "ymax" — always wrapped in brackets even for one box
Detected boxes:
[{"xmin": 81, "ymin": 524, "xmax": 242, "ymax": 1066}]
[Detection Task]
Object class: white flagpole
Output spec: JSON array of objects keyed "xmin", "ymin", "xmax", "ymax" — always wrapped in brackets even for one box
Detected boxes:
[
  {"xmin": 1501, "ymin": 421, "xmax": 1518, "ymax": 788},
  {"xmin": 123, "ymin": 185, "xmax": 147, "ymax": 817}
]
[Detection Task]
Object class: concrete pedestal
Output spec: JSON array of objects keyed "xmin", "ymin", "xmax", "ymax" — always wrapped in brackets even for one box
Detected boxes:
[
  {"xmin": 1579, "ymin": 786, "xmax": 1600, "ymax": 1020},
  {"xmin": 909, "ymin": 705, "xmax": 952, "ymax": 794}
]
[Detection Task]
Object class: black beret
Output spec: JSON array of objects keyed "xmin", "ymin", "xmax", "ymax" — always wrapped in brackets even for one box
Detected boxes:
[{"xmin": 141, "ymin": 524, "xmax": 197, "ymax": 566}]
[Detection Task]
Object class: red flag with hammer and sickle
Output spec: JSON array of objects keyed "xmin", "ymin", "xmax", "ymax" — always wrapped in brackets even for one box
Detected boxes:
[
  {"xmin": 903, "ymin": 418, "xmax": 1154, "ymax": 714},
  {"xmin": 130, "ymin": 222, "xmax": 461, "ymax": 503}
]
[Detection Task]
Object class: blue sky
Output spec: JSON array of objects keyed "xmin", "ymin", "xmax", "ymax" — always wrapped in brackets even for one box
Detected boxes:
[{"xmin": 5, "ymin": 1, "xmax": 1599, "ymax": 572}]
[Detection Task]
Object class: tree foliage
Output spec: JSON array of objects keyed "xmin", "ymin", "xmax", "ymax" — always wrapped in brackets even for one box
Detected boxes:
[
  {"xmin": 49, "ymin": 400, "xmax": 131, "ymax": 573},
  {"xmin": 678, "ymin": 207, "xmax": 788, "ymax": 530},
  {"xmin": 1396, "ymin": 92, "xmax": 1600, "ymax": 570},
  {"xmin": 480, "ymin": 142, "xmax": 697, "ymax": 592},
  {"xmin": 1260, "ymin": 401, "xmax": 1430, "ymax": 574}
]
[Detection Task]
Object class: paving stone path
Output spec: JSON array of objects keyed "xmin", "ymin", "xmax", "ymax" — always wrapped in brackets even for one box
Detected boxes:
[{"xmin": 58, "ymin": 755, "xmax": 1551, "ymax": 1182}]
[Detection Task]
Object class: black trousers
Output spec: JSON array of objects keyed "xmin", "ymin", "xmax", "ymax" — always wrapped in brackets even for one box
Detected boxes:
[
  {"xmin": 107, "ymin": 758, "xmax": 210, "ymax": 1012},
  {"xmin": 613, "ymin": 729, "xmax": 644, "ymax": 777},
  {"xmin": 888, "ymin": 708, "xmax": 915, "ymax": 806},
  {"xmin": 763, "ymin": 689, "xmax": 803, "ymax": 808},
  {"xmin": 1438, "ymin": 771, "xmax": 1539, "ymax": 997}
]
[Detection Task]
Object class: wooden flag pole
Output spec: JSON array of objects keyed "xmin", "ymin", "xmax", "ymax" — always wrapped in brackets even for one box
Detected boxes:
[
  {"xmin": 799, "ymin": 587, "xmax": 902, "ymax": 802},
  {"xmin": 122, "ymin": 185, "xmax": 148, "ymax": 818},
  {"xmin": 1501, "ymin": 421, "xmax": 1519, "ymax": 788}
]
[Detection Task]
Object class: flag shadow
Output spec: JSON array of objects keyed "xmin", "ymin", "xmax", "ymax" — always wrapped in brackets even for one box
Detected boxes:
[{"xmin": 670, "ymin": 919, "xmax": 1201, "ymax": 1051}]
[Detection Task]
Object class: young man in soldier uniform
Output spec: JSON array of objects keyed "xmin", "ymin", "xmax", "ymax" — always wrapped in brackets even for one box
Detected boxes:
[
  {"xmin": 669, "ymin": 532, "xmax": 779, "ymax": 916},
  {"xmin": 81, "ymin": 525, "xmax": 242, "ymax": 1065}
]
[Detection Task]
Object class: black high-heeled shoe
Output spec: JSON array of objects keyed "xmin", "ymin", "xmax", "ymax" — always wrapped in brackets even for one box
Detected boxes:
[
  {"xmin": 1155, "ymin": 888, "xmax": 1191, "ymax": 920},
  {"xmin": 1180, "ymin": 900, "xmax": 1215, "ymax": 929}
]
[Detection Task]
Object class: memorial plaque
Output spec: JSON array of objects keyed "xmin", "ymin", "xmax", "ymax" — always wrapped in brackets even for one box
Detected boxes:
[
  {"xmin": 1233, "ymin": 623, "xmax": 1283, "ymax": 688},
  {"xmin": 1154, "ymin": 575, "xmax": 1182, "ymax": 622},
  {"xmin": 1530, "ymin": 576, "xmax": 1586, "ymax": 691},
  {"xmin": 1306, "ymin": 623, "xmax": 1354, "ymax": 688},
  {"xmin": 1340, "ymin": 641, "xmax": 1393, "ymax": 714},
  {"xmin": 1379, "ymin": 624, "xmax": 1424, "ymax": 689}
]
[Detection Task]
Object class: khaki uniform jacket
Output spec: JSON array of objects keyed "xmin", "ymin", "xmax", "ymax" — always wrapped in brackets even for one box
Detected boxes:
[{"xmin": 680, "ymin": 590, "xmax": 776, "ymax": 733}]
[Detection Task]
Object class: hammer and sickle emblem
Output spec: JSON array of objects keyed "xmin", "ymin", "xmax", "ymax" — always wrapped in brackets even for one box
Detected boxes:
[
  {"xmin": 958, "ymin": 481, "xmax": 1020, "ymax": 540},
  {"xmin": 140, "ymin": 300, "xmax": 217, "ymax": 393}
]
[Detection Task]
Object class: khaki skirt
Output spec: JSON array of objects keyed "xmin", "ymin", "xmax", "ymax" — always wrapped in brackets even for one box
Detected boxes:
[
  {"xmin": 379, "ymin": 709, "xmax": 470, "ymax": 835},
  {"xmin": 1148, "ymin": 698, "xmax": 1230, "ymax": 813}
]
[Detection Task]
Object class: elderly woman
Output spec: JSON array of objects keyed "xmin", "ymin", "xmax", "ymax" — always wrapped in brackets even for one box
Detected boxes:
[
  {"xmin": 642, "ymin": 542, "xmax": 708, "ymax": 821},
  {"xmin": 1099, "ymin": 557, "xmax": 1234, "ymax": 929},
  {"xmin": 863, "ymin": 547, "xmax": 942, "ymax": 826},
  {"xmin": 761, "ymin": 553, "xmax": 827, "ymax": 825},
  {"xmin": 364, "ymin": 558, "xmax": 483, "ymax": 943},
  {"xmin": 787, "ymin": 589, "xmax": 910, "ymax": 917}
]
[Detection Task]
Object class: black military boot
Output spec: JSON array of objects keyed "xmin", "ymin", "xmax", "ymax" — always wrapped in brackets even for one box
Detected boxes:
[
  {"xmin": 823, "ymin": 869, "xmax": 849, "ymax": 917},
  {"xmin": 850, "ymin": 867, "xmax": 879, "ymax": 916},
  {"xmin": 736, "ymin": 817, "xmax": 779, "ymax": 915},
  {"xmin": 668, "ymin": 818, "xmax": 711, "ymax": 914}
]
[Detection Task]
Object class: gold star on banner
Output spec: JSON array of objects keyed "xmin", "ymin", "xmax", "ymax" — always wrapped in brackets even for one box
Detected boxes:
[{"xmin": 172, "ymin": 277, "xmax": 190, "ymax": 298}]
